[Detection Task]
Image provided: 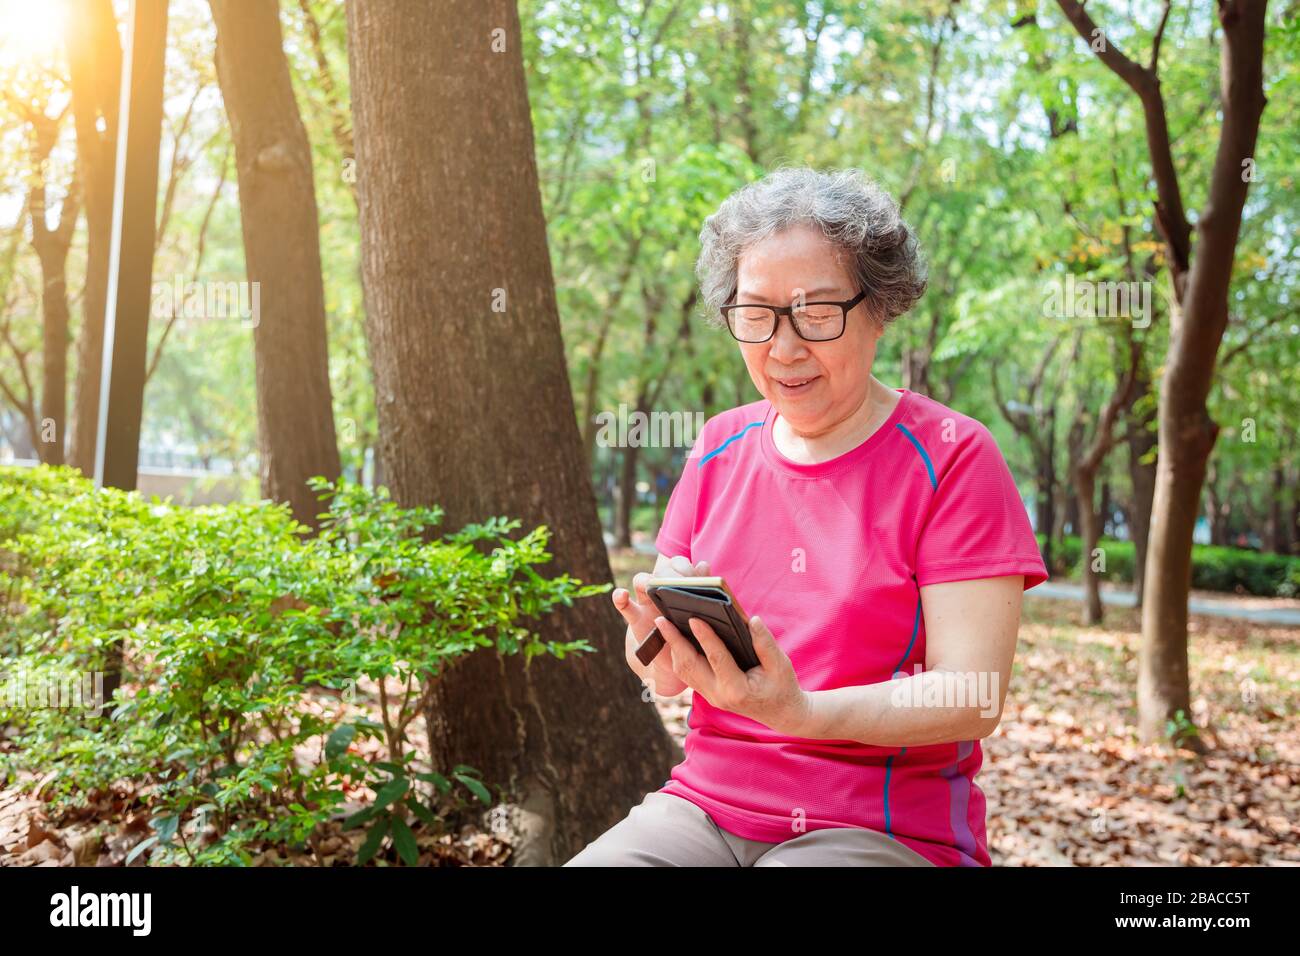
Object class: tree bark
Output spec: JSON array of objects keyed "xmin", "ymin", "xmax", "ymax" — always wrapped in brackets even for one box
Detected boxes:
[
  {"xmin": 1205, "ymin": 459, "xmax": 1230, "ymax": 546},
  {"xmin": 616, "ymin": 443, "xmax": 639, "ymax": 549},
  {"xmin": 347, "ymin": 0, "xmax": 680, "ymax": 866},
  {"xmin": 1072, "ymin": 468, "xmax": 1103, "ymax": 624},
  {"xmin": 1036, "ymin": 405, "xmax": 1057, "ymax": 572},
  {"xmin": 1099, "ymin": 480, "xmax": 1111, "ymax": 537},
  {"xmin": 1125, "ymin": 364, "xmax": 1157, "ymax": 605},
  {"xmin": 1266, "ymin": 463, "xmax": 1288, "ymax": 553},
  {"xmin": 65, "ymin": 0, "xmax": 120, "ymax": 473},
  {"xmin": 1291, "ymin": 477, "xmax": 1300, "ymax": 556},
  {"xmin": 1071, "ymin": 345, "xmax": 1136, "ymax": 627},
  {"xmin": 1136, "ymin": 1, "xmax": 1268, "ymax": 747},
  {"xmin": 210, "ymin": 0, "xmax": 340, "ymax": 527},
  {"xmin": 1058, "ymin": 0, "xmax": 1270, "ymax": 747},
  {"xmin": 23, "ymin": 106, "xmax": 80, "ymax": 466}
]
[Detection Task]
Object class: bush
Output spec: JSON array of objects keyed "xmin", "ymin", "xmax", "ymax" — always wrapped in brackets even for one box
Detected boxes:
[
  {"xmin": 0, "ymin": 465, "xmax": 608, "ymax": 865},
  {"xmin": 1039, "ymin": 533, "xmax": 1300, "ymax": 598}
]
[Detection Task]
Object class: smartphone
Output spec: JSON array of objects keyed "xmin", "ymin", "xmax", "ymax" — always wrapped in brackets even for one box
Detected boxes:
[{"xmin": 634, "ymin": 576, "xmax": 760, "ymax": 671}]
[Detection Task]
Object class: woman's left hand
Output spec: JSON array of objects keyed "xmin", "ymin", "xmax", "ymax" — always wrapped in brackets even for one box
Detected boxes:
[{"xmin": 654, "ymin": 613, "xmax": 810, "ymax": 736}]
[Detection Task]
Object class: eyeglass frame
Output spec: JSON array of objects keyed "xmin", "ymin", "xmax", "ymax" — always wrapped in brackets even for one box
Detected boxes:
[{"xmin": 719, "ymin": 287, "xmax": 869, "ymax": 343}]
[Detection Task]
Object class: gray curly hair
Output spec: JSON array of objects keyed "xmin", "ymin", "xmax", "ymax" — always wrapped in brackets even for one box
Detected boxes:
[{"xmin": 695, "ymin": 166, "xmax": 927, "ymax": 329}]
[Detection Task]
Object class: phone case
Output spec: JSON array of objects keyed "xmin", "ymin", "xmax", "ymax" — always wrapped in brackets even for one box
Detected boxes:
[{"xmin": 645, "ymin": 583, "xmax": 760, "ymax": 671}]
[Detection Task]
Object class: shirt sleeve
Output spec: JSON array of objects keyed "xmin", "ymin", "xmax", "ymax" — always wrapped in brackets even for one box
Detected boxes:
[
  {"xmin": 653, "ymin": 430, "xmax": 708, "ymax": 562},
  {"xmin": 914, "ymin": 421, "xmax": 1049, "ymax": 591}
]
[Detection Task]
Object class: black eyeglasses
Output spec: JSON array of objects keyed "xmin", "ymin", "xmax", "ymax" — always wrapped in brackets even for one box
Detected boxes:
[{"xmin": 720, "ymin": 289, "xmax": 868, "ymax": 343}]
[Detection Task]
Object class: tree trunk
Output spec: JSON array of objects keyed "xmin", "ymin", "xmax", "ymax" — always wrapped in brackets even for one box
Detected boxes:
[
  {"xmin": 65, "ymin": 0, "xmax": 121, "ymax": 474},
  {"xmin": 1073, "ymin": 468, "xmax": 1104, "ymax": 625},
  {"xmin": 616, "ymin": 443, "xmax": 639, "ymax": 549},
  {"xmin": 1266, "ymin": 464, "xmax": 1287, "ymax": 553},
  {"xmin": 1125, "ymin": 369, "xmax": 1157, "ymax": 605},
  {"xmin": 346, "ymin": 0, "xmax": 680, "ymax": 866},
  {"xmin": 33, "ymin": 240, "xmax": 71, "ymax": 465},
  {"xmin": 1035, "ymin": 405, "xmax": 1057, "ymax": 571},
  {"xmin": 1291, "ymin": 479, "xmax": 1300, "ymax": 556},
  {"xmin": 1099, "ymin": 479, "xmax": 1111, "ymax": 537},
  {"xmin": 1136, "ymin": 1, "xmax": 1269, "ymax": 749},
  {"xmin": 1064, "ymin": 417, "xmax": 1084, "ymax": 537},
  {"xmin": 1056, "ymin": 0, "xmax": 1269, "ymax": 752},
  {"xmin": 26, "ymin": 110, "xmax": 79, "ymax": 466},
  {"xmin": 1205, "ymin": 461, "xmax": 1229, "ymax": 546},
  {"xmin": 210, "ymin": 0, "xmax": 340, "ymax": 527}
]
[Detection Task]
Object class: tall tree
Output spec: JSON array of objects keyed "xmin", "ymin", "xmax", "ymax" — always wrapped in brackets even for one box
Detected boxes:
[
  {"xmin": 24, "ymin": 107, "xmax": 79, "ymax": 465},
  {"xmin": 1055, "ymin": 0, "xmax": 1271, "ymax": 746},
  {"xmin": 65, "ymin": 0, "xmax": 121, "ymax": 474},
  {"xmin": 209, "ymin": 0, "xmax": 340, "ymax": 526},
  {"xmin": 347, "ymin": 0, "xmax": 678, "ymax": 865}
]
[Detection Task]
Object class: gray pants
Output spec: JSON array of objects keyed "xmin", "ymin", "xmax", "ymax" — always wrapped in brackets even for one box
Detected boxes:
[{"xmin": 563, "ymin": 790, "xmax": 935, "ymax": 867}]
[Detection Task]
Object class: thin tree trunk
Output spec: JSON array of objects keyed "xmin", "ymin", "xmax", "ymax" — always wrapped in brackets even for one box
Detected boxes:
[
  {"xmin": 1099, "ymin": 479, "xmax": 1111, "ymax": 537},
  {"xmin": 1205, "ymin": 460, "xmax": 1229, "ymax": 546},
  {"xmin": 1058, "ymin": 0, "xmax": 1270, "ymax": 748},
  {"xmin": 1291, "ymin": 478, "xmax": 1300, "ymax": 556},
  {"xmin": 65, "ymin": 0, "xmax": 120, "ymax": 473},
  {"xmin": 25, "ymin": 114, "xmax": 80, "ymax": 465},
  {"xmin": 1073, "ymin": 469, "xmax": 1103, "ymax": 625},
  {"xmin": 1125, "ymin": 365, "xmax": 1157, "ymax": 605},
  {"xmin": 210, "ymin": 0, "xmax": 340, "ymax": 527},
  {"xmin": 616, "ymin": 444, "xmax": 639, "ymax": 549},
  {"xmin": 1137, "ymin": 2, "xmax": 1269, "ymax": 748},
  {"xmin": 1065, "ymin": 417, "xmax": 1084, "ymax": 538},
  {"xmin": 1036, "ymin": 405, "xmax": 1057, "ymax": 572},
  {"xmin": 1266, "ymin": 464, "xmax": 1287, "ymax": 553},
  {"xmin": 347, "ymin": 0, "xmax": 679, "ymax": 866}
]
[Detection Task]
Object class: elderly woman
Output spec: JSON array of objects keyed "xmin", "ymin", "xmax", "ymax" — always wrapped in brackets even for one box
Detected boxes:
[{"xmin": 565, "ymin": 167, "xmax": 1047, "ymax": 867}]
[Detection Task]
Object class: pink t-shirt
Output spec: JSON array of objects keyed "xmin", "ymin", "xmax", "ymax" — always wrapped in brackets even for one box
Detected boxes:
[{"xmin": 653, "ymin": 387, "xmax": 1048, "ymax": 866}]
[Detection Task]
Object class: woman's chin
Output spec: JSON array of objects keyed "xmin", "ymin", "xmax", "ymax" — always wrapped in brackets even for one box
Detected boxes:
[{"xmin": 771, "ymin": 400, "xmax": 825, "ymax": 431}]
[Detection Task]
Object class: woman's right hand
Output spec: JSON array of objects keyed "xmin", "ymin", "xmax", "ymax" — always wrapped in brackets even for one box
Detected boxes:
[{"xmin": 616, "ymin": 554, "xmax": 709, "ymax": 698}]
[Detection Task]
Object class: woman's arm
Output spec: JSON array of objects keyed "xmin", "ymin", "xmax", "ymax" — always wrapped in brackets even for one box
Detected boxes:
[{"xmin": 790, "ymin": 575, "xmax": 1024, "ymax": 746}]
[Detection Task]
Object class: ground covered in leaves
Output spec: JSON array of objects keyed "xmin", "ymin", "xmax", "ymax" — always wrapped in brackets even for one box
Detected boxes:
[
  {"xmin": 0, "ymin": 679, "xmax": 511, "ymax": 868},
  {"xmin": 3, "ymin": 559, "xmax": 1296, "ymax": 866}
]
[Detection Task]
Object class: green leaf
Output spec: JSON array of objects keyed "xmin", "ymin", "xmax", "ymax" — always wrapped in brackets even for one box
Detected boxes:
[
  {"xmin": 415, "ymin": 771, "xmax": 451, "ymax": 793},
  {"xmin": 454, "ymin": 773, "xmax": 491, "ymax": 806},
  {"xmin": 151, "ymin": 814, "xmax": 179, "ymax": 845},
  {"xmin": 390, "ymin": 815, "xmax": 418, "ymax": 866},
  {"xmin": 404, "ymin": 797, "xmax": 436, "ymax": 827},
  {"xmin": 325, "ymin": 724, "xmax": 356, "ymax": 760},
  {"xmin": 342, "ymin": 806, "xmax": 375, "ymax": 829},
  {"xmin": 126, "ymin": 835, "xmax": 158, "ymax": 865},
  {"xmin": 374, "ymin": 776, "xmax": 409, "ymax": 808},
  {"xmin": 357, "ymin": 817, "xmax": 389, "ymax": 865}
]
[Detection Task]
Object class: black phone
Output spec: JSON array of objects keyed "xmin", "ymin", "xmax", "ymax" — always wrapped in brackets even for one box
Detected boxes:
[{"xmin": 637, "ymin": 576, "xmax": 760, "ymax": 671}]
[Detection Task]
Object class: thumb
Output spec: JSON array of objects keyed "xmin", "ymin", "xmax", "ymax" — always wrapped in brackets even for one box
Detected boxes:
[{"xmin": 748, "ymin": 615, "xmax": 783, "ymax": 669}]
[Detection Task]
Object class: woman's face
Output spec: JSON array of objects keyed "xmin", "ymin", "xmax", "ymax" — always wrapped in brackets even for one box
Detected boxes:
[{"xmin": 733, "ymin": 223, "xmax": 883, "ymax": 437}]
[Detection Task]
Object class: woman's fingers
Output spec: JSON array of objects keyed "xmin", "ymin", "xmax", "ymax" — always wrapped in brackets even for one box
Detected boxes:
[
  {"xmin": 631, "ymin": 570, "xmax": 654, "ymax": 605},
  {"xmin": 613, "ymin": 586, "xmax": 652, "ymax": 630},
  {"xmin": 669, "ymin": 555, "xmax": 694, "ymax": 576}
]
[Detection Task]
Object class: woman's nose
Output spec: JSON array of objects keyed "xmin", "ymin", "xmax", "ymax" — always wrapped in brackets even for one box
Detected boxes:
[{"xmin": 767, "ymin": 313, "xmax": 808, "ymax": 361}]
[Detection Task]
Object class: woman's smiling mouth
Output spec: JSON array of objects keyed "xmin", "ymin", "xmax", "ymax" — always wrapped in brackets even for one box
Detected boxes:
[{"xmin": 773, "ymin": 375, "xmax": 820, "ymax": 394}]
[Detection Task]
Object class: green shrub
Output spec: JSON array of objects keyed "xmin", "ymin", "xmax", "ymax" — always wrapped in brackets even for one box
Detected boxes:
[
  {"xmin": 1038, "ymin": 533, "xmax": 1300, "ymax": 597},
  {"xmin": 0, "ymin": 465, "xmax": 608, "ymax": 865}
]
